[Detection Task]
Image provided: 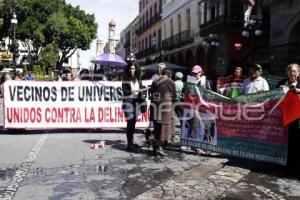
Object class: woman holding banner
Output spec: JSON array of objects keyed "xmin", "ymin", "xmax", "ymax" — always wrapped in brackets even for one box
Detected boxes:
[
  {"xmin": 122, "ymin": 62, "xmax": 146, "ymax": 151},
  {"xmin": 192, "ymin": 65, "xmax": 211, "ymax": 90},
  {"xmin": 277, "ymin": 63, "xmax": 300, "ymax": 171}
]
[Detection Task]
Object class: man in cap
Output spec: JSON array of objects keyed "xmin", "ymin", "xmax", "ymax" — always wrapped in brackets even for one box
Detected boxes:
[{"xmin": 240, "ymin": 64, "xmax": 269, "ymax": 94}]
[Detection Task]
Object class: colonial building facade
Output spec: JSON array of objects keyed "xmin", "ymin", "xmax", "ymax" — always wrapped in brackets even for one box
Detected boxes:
[
  {"xmin": 120, "ymin": 16, "xmax": 139, "ymax": 61},
  {"xmin": 135, "ymin": 0, "xmax": 162, "ymax": 64},
  {"xmin": 122, "ymin": 0, "xmax": 299, "ymax": 76},
  {"xmin": 161, "ymin": 0, "xmax": 200, "ymax": 69}
]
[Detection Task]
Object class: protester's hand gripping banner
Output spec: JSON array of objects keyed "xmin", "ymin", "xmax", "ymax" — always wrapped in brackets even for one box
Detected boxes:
[
  {"xmin": 181, "ymin": 83, "xmax": 288, "ymax": 165},
  {"xmin": 3, "ymin": 80, "xmax": 152, "ymax": 129}
]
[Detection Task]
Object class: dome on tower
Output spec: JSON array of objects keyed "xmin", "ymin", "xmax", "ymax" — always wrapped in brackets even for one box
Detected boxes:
[{"xmin": 109, "ymin": 20, "xmax": 116, "ymax": 27}]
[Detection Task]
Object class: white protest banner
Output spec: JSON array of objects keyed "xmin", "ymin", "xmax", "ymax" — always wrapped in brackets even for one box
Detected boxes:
[{"xmin": 3, "ymin": 80, "xmax": 152, "ymax": 129}]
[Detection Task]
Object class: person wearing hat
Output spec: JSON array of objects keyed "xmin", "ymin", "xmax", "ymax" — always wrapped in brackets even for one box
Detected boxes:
[
  {"xmin": 170, "ymin": 71, "xmax": 184, "ymax": 140},
  {"xmin": 175, "ymin": 72, "xmax": 184, "ymax": 101},
  {"xmin": 240, "ymin": 64, "xmax": 269, "ymax": 94},
  {"xmin": 191, "ymin": 65, "xmax": 211, "ymax": 90}
]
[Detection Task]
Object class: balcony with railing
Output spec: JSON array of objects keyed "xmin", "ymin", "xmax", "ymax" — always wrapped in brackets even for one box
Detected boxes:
[
  {"xmin": 180, "ymin": 30, "xmax": 194, "ymax": 45},
  {"xmin": 135, "ymin": 46, "xmax": 159, "ymax": 59},
  {"xmin": 162, "ymin": 30, "xmax": 194, "ymax": 50},
  {"xmin": 136, "ymin": 12, "xmax": 161, "ymax": 36},
  {"xmin": 201, "ymin": 17, "xmax": 270, "ymax": 37},
  {"xmin": 199, "ymin": 15, "xmax": 244, "ymax": 36}
]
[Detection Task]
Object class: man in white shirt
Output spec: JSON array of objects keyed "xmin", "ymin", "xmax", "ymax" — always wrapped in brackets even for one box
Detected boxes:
[{"xmin": 240, "ymin": 64, "xmax": 269, "ymax": 94}]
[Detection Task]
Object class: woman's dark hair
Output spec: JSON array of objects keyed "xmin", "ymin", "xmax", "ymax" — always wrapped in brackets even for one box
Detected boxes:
[
  {"xmin": 79, "ymin": 69, "xmax": 90, "ymax": 80},
  {"xmin": 123, "ymin": 61, "xmax": 141, "ymax": 81},
  {"xmin": 1, "ymin": 72, "xmax": 11, "ymax": 85}
]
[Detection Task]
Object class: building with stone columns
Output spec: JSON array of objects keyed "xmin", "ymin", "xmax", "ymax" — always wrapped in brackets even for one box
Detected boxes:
[{"xmin": 266, "ymin": 0, "xmax": 300, "ymax": 74}]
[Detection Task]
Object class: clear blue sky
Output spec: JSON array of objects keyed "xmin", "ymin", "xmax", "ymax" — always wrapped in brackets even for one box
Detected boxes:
[{"xmin": 65, "ymin": 0, "xmax": 139, "ymax": 68}]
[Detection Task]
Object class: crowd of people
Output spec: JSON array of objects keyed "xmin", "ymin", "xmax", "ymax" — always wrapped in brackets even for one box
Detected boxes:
[
  {"xmin": 1, "ymin": 62, "xmax": 299, "ymax": 169},
  {"xmin": 120, "ymin": 61, "xmax": 300, "ymax": 171}
]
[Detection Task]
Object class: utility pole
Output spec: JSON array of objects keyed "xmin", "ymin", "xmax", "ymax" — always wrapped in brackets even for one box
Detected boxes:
[{"xmin": 11, "ymin": 0, "xmax": 18, "ymax": 76}]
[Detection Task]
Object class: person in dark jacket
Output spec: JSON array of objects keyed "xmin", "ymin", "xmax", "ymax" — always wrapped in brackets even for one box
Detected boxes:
[
  {"xmin": 150, "ymin": 63, "xmax": 176, "ymax": 156},
  {"xmin": 122, "ymin": 62, "xmax": 146, "ymax": 150},
  {"xmin": 277, "ymin": 63, "xmax": 300, "ymax": 171}
]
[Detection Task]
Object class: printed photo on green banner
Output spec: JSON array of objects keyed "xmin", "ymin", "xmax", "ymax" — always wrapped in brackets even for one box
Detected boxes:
[
  {"xmin": 181, "ymin": 109, "xmax": 217, "ymax": 145},
  {"xmin": 181, "ymin": 84, "xmax": 288, "ymax": 166}
]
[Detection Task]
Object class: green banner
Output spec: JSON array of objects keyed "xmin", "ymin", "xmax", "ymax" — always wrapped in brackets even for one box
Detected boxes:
[{"xmin": 181, "ymin": 84, "xmax": 288, "ymax": 165}]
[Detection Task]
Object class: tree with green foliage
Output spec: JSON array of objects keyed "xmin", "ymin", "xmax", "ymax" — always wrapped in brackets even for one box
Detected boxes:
[
  {"xmin": 45, "ymin": 5, "xmax": 97, "ymax": 69},
  {"xmin": 0, "ymin": 0, "xmax": 4, "ymax": 27},
  {"xmin": 16, "ymin": 0, "xmax": 65, "ymax": 65},
  {"xmin": 39, "ymin": 42, "xmax": 59, "ymax": 70},
  {"xmin": 0, "ymin": 0, "xmax": 11, "ymax": 39},
  {"xmin": 1, "ymin": 0, "xmax": 97, "ymax": 70}
]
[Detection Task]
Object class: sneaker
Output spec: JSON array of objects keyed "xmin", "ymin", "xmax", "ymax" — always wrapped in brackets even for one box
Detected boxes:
[
  {"xmin": 196, "ymin": 148, "xmax": 206, "ymax": 154},
  {"xmin": 180, "ymin": 146, "xmax": 191, "ymax": 151},
  {"xmin": 157, "ymin": 147, "xmax": 168, "ymax": 156}
]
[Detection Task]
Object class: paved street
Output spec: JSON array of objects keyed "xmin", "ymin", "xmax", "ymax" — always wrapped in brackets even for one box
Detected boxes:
[{"xmin": 0, "ymin": 127, "xmax": 300, "ymax": 200}]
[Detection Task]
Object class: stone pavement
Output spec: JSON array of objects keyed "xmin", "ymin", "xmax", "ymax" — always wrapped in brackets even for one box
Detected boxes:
[
  {"xmin": 0, "ymin": 130, "xmax": 300, "ymax": 200},
  {"xmin": 0, "ymin": 130, "xmax": 227, "ymax": 200}
]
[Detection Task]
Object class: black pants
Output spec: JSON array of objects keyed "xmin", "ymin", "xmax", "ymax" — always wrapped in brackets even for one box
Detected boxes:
[
  {"xmin": 124, "ymin": 100, "xmax": 139, "ymax": 146},
  {"xmin": 153, "ymin": 121, "xmax": 162, "ymax": 149},
  {"xmin": 174, "ymin": 102, "xmax": 183, "ymax": 126},
  {"xmin": 287, "ymin": 120, "xmax": 300, "ymax": 169}
]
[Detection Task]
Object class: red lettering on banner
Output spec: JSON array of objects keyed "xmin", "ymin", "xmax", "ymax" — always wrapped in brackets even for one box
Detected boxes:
[
  {"xmin": 84, "ymin": 108, "xmax": 95, "ymax": 123},
  {"xmin": 6, "ymin": 107, "xmax": 42, "ymax": 123},
  {"xmin": 76, "ymin": 108, "xmax": 81, "ymax": 123},
  {"xmin": 117, "ymin": 108, "xmax": 124, "ymax": 121},
  {"xmin": 97, "ymin": 107, "xmax": 126, "ymax": 123},
  {"xmin": 45, "ymin": 107, "xmax": 82, "ymax": 123},
  {"xmin": 104, "ymin": 107, "xmax": 109, "ymax": 122},
  {"xmin": 70, "ymin": 108, "xmax": 75, "ymax": 122},
  {"xmin": 45, "ymin": 108, "xmax": 50, "ymax": 123},
  {"xmin": 109, "ymin": 107, "xmax": 114, "ymax": 122},
  {"xmin": 98, "ymin": 107, "xmax": 103, "ymax": 122},
  {"xmin": 90, "ymin": 108, "xmax": 95, "ymax": 122}
]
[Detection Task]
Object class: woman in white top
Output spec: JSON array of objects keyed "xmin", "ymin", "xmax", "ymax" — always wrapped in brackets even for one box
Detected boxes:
[{"xmin": 122, "ymin": 62, "xmax": 146, "ymax": 150}]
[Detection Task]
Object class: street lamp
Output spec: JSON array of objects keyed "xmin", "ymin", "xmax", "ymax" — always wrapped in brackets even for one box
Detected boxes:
[
  {"xmin": 202, "ymin": 34, "xmax": 220, "ymax": 50},
  {"xmin": 242, "ymin": 16, "xmax": 262, "ymax": 38},
  {"xmin": 11, "ymin": 0, "xmax": 18, "ymax": 76},
  {"xmin": 127, "ymin": 53, "xmax": 136, "ymax": 62},
  {"xmin": 242, "ymin": 16, "xmax": 262, "ymax": 64}
]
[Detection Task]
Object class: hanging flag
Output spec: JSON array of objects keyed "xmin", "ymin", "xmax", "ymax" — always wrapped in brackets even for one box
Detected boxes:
[{"xmin": 279, "ymin": 91, "xmax": 300, "ymax": 126}]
